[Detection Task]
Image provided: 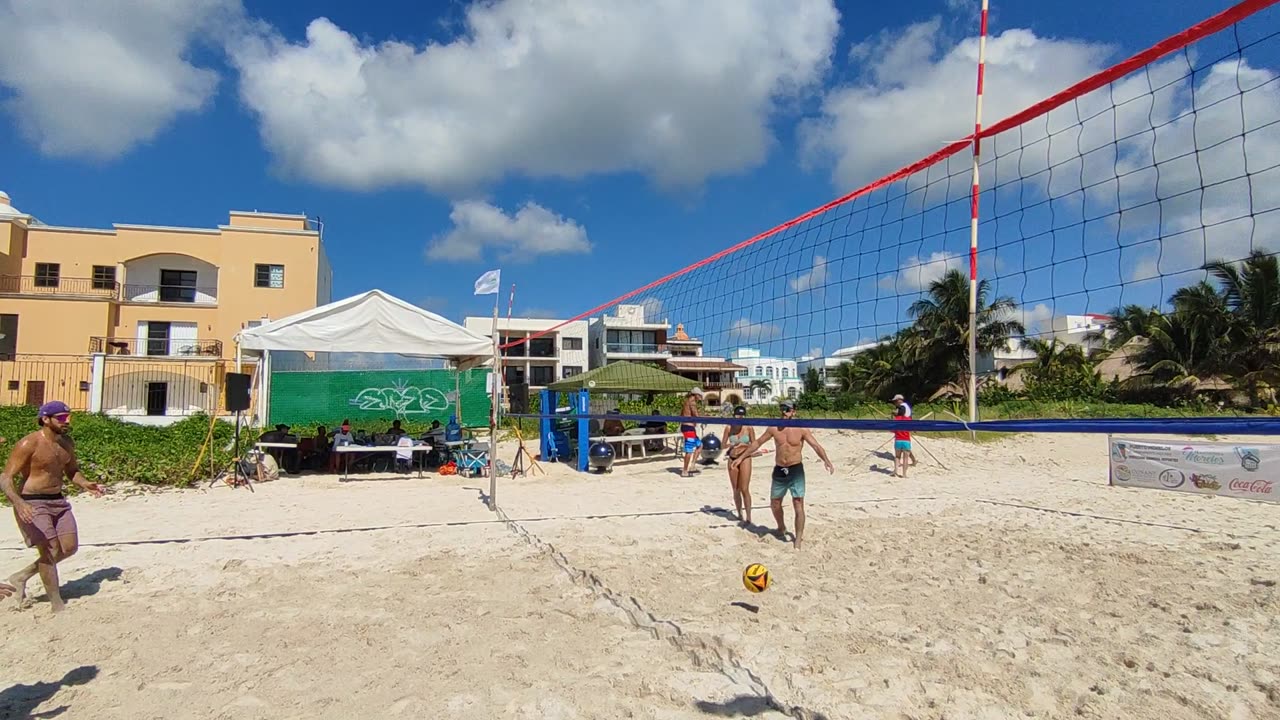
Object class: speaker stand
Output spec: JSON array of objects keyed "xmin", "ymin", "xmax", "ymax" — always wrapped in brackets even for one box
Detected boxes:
[
  {"xmin": 209, "ymin": 410, "xmax": 255, "ymax": 491},
  {"xmin": 509, "ymin": 421, "xmax": 543, "ymax": 478}
]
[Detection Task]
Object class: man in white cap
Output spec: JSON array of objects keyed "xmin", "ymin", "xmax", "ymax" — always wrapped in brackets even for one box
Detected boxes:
[
  {"xmin": 679, "ymin": 387, "xmax": 704, "ymax": 478},
  {"xmin": 891, "ymin": 394, "xmax": 917, "ymax": 468}
]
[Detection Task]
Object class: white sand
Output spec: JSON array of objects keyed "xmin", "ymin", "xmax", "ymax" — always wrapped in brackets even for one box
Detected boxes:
[{"xmin": 1, "ymin": 430, "xmax": 1278, "ymax": 719}]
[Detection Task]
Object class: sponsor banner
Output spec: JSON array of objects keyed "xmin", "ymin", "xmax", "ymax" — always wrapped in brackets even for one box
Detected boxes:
[{"xmin": 1108, "ymin": 437, "xmax": 1278, "ymax": 503}]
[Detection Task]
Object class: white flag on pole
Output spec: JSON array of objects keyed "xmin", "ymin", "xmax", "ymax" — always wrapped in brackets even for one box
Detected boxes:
[{"xmin": 474, "ymin": 269, "xmax": 501, "ymax": 295}]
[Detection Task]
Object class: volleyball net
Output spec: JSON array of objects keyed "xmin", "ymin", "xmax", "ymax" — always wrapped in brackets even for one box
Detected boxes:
[{"xmin": 511, "ymin": 0, "xmax": 1280, "ymax": 436}]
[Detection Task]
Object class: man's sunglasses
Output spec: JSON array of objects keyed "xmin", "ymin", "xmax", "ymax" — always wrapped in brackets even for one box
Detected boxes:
[{"xmin": 50, "ymin": 413, "xmax": 71, "ymax": 422}]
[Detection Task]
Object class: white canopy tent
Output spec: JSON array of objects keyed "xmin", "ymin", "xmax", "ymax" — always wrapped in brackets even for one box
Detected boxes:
[
  {"xmin": 234, "ymin": 289, "xmax": 500, "ymax": 505},
  {"xmin": 237, "ymin": 289, "xmax": 492, "ymax": 364}
]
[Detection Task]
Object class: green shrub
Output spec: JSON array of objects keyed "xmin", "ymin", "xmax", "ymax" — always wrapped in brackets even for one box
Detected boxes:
[
  {"xmin": 0, "ymin": 406, "xmax": 255, "ymax": 491},
  {"xmin": 796, "ymin": 391, "xmax": 832, "ymax": 412},
  {"xmin": 1023, "ymin": 364, "xmax": 1105, "ymax": 402}
]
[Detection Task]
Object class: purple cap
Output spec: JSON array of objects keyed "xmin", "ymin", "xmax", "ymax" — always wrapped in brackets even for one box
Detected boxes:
[{"xmin": 38, "ymin": 400, "xmax": 71, "ymax": 417}]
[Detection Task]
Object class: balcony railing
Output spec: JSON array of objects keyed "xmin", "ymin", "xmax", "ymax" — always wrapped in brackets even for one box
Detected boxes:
[
  {"xmin": 0, "ymin": 275, "xmax": 118, "ymax": 299},
  {"xmin": 606, "ymin": 343, "xmax": 668, "ymax": 355},
  {"xmin": 121, "ymin": 283, "xmax": 218, "ymax": 305},
  {"xmin": 89, "ymin": 337, "xmax": 223, "ymax": 358}
]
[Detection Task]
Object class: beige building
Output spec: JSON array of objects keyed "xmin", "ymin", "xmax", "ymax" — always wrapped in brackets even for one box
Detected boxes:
[
  {"xmin": 463, "ymin": 316, "xmax": 590, "ymax": 390},
  {"xmin": 0, "ymin": 191, "xmax": 332, "ymax": 420}
]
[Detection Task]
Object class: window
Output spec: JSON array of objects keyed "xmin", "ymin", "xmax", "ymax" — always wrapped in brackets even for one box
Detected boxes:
[
  {"xmin": 766, "ymin": 366, "xmax": 775, "ymax": 378},
  {"xmin": 92, "ymin": 265, "xmax": 117, "ymax": 290},
  {"xmin": 754, "ymin": 366, "xmax": 763, "ymax": 377},
  {"xmin": 528, "ymin": 337, "xmax": 555, "ymax": 358},
  {"xmin": 255, "ymin": 264, "xmax": 284, "ymax": 288},
  {"xmin": 0, "ymin": 314, "xmax": 16, "ymax": 359},
  {"xmin": 504, "ymin": 366, "xmax": 526, "ymax": 385},
  {"xmin": 562, "ymin": 337, "xmax": 582, "ymax": 351},
  {"xmin": 146, "ymin": 382, "xmax": 168, "ymax": 416},
  {"xmin": 159, "ymin": 269, "xmax": 197, "ymax": 303},
  {"xmin": 146, "ymin": 321, "xmax": 171, "ymax": 356},
  {"xmin": 562, "ymin": 366, "xmax": 582, "ymax": 378},
  {"xmin": 25, "ymin": 380, "xmax": 45, "ymax": 407},
  {"xmin": 787, "ymin": 387, "xmax": 798, "ymax": 399},
  {"xmin": 529, "ymin": 366, "xmax": 554, "ymax": 386},
  {"xmin": 501, "ymin": 336, "xmax": 526, "ymax": 357},
  {"xmin": 605, "ymin": 329, "xmax": 657, "ymax": 352},
  {"xmin": 34, "ymin": 263, "xmax": 59, "ymax": 288}
]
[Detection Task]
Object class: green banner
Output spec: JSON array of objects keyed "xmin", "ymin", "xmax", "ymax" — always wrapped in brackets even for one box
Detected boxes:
[{"xmin": 269, "ymin": 369, "xmax": 491, "ymax": 428}]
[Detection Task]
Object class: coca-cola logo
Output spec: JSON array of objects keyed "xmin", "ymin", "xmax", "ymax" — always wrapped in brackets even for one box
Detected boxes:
[{"xmin": 1228, "ymin": 478, "xmax": 1274, "ymax": 495}]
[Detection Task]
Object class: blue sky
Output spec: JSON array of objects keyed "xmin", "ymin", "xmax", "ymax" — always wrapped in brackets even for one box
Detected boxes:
[{"xmin": 1, "ymin": 0, "xmax": 1273, "ymax": 359}]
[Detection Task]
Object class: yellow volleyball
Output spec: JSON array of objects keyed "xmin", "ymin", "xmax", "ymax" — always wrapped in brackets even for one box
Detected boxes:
[{"xmin": 742, "ymin": 563, "xmax": 770, "ymax": 593}]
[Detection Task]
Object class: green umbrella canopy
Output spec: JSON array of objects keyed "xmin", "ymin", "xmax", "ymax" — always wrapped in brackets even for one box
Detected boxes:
[{"xmin": 546, "ymin": 361, "xmax": 699, "ymax": 394}]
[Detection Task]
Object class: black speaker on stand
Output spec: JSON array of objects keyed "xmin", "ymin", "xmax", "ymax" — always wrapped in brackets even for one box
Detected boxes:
[
  {"xmin": 509, "ymin": 382, "xmax": 529, "ymax": 415},
  {"xmin": 217, "ymin": 372, "xmax": 255, "ymax": 490}
]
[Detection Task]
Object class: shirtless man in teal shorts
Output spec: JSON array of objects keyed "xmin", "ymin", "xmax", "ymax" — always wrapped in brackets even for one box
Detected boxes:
[{"xmin": 730, "ymin": 402, "xmax": 834, "ymax": 549}]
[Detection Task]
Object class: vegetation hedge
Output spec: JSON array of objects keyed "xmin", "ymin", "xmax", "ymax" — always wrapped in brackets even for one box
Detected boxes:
[{"xmin": 0, "ymin": 406, "xmax": 259, "ymax": 491}]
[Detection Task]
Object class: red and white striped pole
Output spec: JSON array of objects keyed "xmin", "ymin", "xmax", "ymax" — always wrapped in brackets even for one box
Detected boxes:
[{"xmin": 967, "ymin": 0, "xmax": 990, "ymax": 425}]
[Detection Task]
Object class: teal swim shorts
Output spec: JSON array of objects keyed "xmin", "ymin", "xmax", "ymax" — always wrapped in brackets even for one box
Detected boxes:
[{"xmin": 770, "ymin": 463, "xmax": 806, "ymax": 499}]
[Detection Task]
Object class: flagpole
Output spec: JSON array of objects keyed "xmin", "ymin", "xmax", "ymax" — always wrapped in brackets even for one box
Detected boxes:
[{"xmin": 488, "ymin": 287, "xmax": 500, "ymax": 511}]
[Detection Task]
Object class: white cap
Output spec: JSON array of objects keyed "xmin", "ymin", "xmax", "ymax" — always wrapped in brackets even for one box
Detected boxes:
[
  {"xmin": 892, "ymin": 394, "xmax": 904, "ymax": 401},
  {"xmin": 690, "ymin": 387, "xmax": 704, "ymax": 396}
]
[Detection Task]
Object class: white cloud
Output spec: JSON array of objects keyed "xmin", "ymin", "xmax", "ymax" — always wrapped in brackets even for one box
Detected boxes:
[
  {"xmin": 1017, "ymin": 303, "xmax": 1055, "ymax": 337},
  {"xmin": 0, "ymin": 0, "xmax": 241, "ymax": 159},
  {"xmin": 801, "ymin": 19, "xmax": 1111, "ymax": 190},
  {"xmin": 789, "ymin": 255, "xmax": 829, "ymax": 293},
  {"xmin": 808, "ymin": 18, "xmax": 1280, "ymax": 310},
  {"xmin": 417, "ymin": 296, "xmax": 449, "ymax": 313},
  {"xmin": 879, "ymin": 251, "xmax": 964, "ymax": 292},
  {"xmin": 519, "ymin": 307, "xmax": 560, "ymax": 320},
  {"xmin": 637, "ymin": 297, "xmax": 665, "ymax": 323},
  {"xmin": 729, "ymin": 318, "xmax": 782, "ymax": 341},
  {"xmin": 427, "ymin": 200, "xmax": 591, "ymax": 263},
  {"xmin": 228, "ymin": 0, "xmax": 841, "ymax": 193},
  {"xmin": 1113, "ymin": 60, "xmax": 1280, "ymax": 285}
]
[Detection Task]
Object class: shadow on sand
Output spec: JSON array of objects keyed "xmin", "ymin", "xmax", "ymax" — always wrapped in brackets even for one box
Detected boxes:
[
  {"xmin": 61, "ymin": 567, "xmax": 124, "ymax": 601},
  {"xmin": 698, "ymin": 505, "xmax": 790, "ymax": 543},
  {"xmin": 0, "ymin": 665, "xmax": 98, "ymax": 720}
]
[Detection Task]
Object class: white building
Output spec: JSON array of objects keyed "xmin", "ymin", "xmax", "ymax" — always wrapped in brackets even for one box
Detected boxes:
[
  {"xmin": 994, "ymin": 313, "xmax": 1113, "ymax": 372},
  {"xmin": 587, "ymin": 303, "xmax": 672, "ymax": 368},
  {"xmin": 1052, "ymin": 313, "xmax": 1111, "ymax": 350},
  {"xmin": 796, "ymin": 356, "xmax": 845, "ymax": 391},
  {"xmin": 463, "ymin": 316, "xmax": 588, "ymax": 389},
  {"xmin": 730, "ymin": 348, "xmax": 804, "ymax": 404}
]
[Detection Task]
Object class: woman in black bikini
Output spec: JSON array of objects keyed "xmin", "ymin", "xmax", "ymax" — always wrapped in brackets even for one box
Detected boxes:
[{"xmin": 719, "ymin": 405, "xmax": 757, "ymax": 524}]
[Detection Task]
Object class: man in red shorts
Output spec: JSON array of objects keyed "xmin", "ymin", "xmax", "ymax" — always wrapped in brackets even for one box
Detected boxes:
[{"xmin": 2, "ymin": 401, "xmax": 105, "ymax": 612}]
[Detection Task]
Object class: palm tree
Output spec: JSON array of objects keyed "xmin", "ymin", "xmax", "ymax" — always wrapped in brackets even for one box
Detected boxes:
[
  {"xmin": 1203, "ymin": 249, "xmax": 1280, "ymax": 402},
  {"xmin": 748, "ymin": 378, "xmax": 773, "ymax": 399},
  {"xmin": 1088, "ymin": 304, "xmax": 1161, "ymax": 349},
  {"xmin": 1022, "ymin": 336, "xmax": 1090, "ymax": 371},
  {"xmin": 1135, "ymin": 313, "xmax": 1218, "ymax": 393},
  {"xmin": 907, "ymin": 269, "xmax": 1025, "ymax": 393},
  {"xmin": 835, "ymin": 338, "xmax": 911, "ymax": 398}
]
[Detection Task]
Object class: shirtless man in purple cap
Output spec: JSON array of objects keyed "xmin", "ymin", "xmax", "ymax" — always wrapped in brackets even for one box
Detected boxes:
[{"xmin": 1, "ymin": 401, "xmax": 105, "ymax": 612}]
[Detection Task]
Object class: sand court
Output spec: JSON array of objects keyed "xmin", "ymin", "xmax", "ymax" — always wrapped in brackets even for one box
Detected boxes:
[{"xmin": 1, "ymin": 431, "xmax": 1278, "ymax": 719}]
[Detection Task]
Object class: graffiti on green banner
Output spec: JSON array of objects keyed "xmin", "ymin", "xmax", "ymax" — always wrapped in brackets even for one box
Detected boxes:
[{"xmin": 269, "ymin": 369, "xmax": 490, "ymax": 427}]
